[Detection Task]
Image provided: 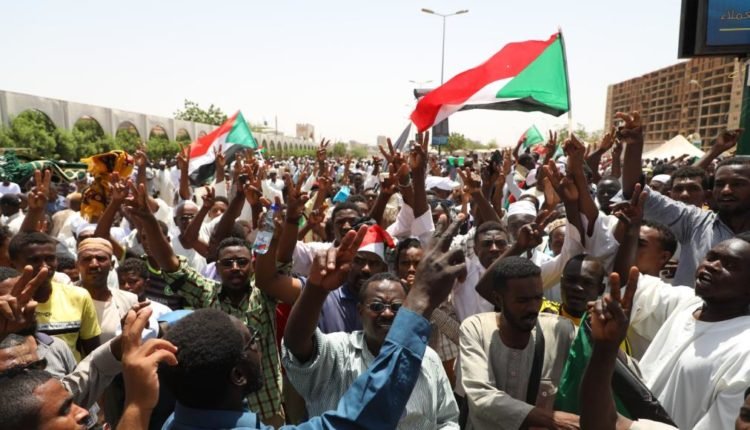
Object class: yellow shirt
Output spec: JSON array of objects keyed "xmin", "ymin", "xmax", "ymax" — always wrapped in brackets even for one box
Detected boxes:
[{"xmin": 35, "ymin": 282, "xmax": 101, "ymax": 361}]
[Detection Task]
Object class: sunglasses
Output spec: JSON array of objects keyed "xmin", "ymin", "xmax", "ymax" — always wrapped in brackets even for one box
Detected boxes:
[
  {"xmin": 428, "ymin": 199, "xmax": 455, "ymax": 210},
  {"xmin": 366, "ymin": 302, "xmax": 402, "ymax": 313},
  {"xmin": 219, "ymin": 257, "xmax": 251, "ymax": 268}
]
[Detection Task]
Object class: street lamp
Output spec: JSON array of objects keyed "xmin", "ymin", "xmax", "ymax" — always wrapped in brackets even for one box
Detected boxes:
[
  {"xmin": 690, "ymin": 79, "xmax": 704, "ymax": 147},
  {"xmin": 421, "ymin": 8, "xmax": 469, "ymax": 84}
]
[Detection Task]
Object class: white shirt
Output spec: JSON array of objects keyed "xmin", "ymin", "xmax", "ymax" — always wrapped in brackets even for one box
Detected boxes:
[
  {"xmin": 2, "ymin": 211, "xmax": 24, "ymax": 235},
  {"xmin": 0, "ymin": 181, "xmax": 21, "ymax": 196},
  {"xmin": 633, "ymin": 278, "xmax": 750, "ymax": 429},
  {"xmin": 282, "ymin": 329, "xmax": 459, "ymax": 429}
]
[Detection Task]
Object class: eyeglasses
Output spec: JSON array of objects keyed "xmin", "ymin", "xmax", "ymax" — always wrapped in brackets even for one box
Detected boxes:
[
  {"xmin": 219, "ymin": 257, "xmax": 251, "ymax": 268},
  {"xmin": 366, "ymin": 302, "xmax": 402, "ymax": 313}
]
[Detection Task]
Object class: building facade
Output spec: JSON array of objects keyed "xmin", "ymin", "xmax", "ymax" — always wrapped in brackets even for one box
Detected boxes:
[{"xmin": 604, "ymin": 56, "xmax": 745, "ymax": 149}]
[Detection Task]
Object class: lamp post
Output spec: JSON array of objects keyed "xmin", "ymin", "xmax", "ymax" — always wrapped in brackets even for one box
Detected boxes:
[
  {"xmin": 690, "ymin": 79, "xmax": 704, "ymax": 148},
  {"xmin": 420, "ymin": 8, "xmax": 469, "ymax": 84}
]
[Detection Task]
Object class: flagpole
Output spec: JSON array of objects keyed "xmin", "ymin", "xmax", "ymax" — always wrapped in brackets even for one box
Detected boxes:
[{"xmin": 558, "ymin": 27, "xmax": 574, "ymax": 138}]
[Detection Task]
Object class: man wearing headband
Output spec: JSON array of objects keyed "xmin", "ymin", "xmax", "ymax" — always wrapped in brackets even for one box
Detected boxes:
[{"xmin": 76, "ymin": 238, "xmax": 138, "ymax": 344}]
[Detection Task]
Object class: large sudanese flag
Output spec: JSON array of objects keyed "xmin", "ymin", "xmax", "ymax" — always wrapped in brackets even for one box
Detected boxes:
[
  {"xmin": 410, "ymin": 32, "xmax": 571, "ymax": 132},
  {"xmin": 188, "ymin": 111, "xmax": 258, "ymax": 184}
]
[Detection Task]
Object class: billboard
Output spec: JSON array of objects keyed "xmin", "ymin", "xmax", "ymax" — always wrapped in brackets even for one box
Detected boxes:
[
  {"xmin": 679, "ymin": 0, "xmax": 750, "ymax": 57},
  {"xmin": 706, "ymin": 0, "xmax": 750, "ymax": 46}
]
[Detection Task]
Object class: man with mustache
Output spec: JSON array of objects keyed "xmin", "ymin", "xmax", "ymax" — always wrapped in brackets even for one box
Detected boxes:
[
  {"xmin": 458, "ymin": 257, "xmax": 579, "ymax": 430},
  {"xmin": 620, "ymin": 112, "xmax": 749, "ymax": 286},
  {"xmin": 283, "ymin": 264, "xmax": 459, "ymax": 428},
  {"xmin": 317, "ymin": 223, "xmax": 393, "ymax": 334}
]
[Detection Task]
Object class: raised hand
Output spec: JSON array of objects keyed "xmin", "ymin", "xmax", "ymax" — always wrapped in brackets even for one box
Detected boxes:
[
  {"xmin": 598, "ymin": 127, "xmax": 617, "ymax": 152},
  {"xmin": 317, "ymin": 139, "xmax": 331, "ymax": 163},
  {"xmin": 408, "ymin": 214, "xmax": 468, "ymax": 314},
  {"xmin": 590, "ymin": 267, "xmax": 639, "ymax": 347},
  {"xmin": 110, "ymin": 172, "xmax": 131, "ymax": 203},
  {"xmin": 564, "ymin": 134, "xmax": 586, "ymax": 171},
  {"xmin": 121, "ymin": 307, "xmax": 178, "ymax": 411},
  {"xmin": 134, "ymin": 144, "xmax": 149, "ymax": 170},
  {"xmin": 379, "ymin": 137, "xmax": 407, "ymax": 172},
  {"xmin": 457, "ymin": 168, "xmax": 482, "ymax": 195},
  {"xmin": 544, "ymin": 130, "xmax": 558, "ymax": 158},
  {"xmin": 213, "ymin": 143, "xmax": 226, "ymax": 180},
  {"xmin": 0, "ymin": 266, "xmax": 48, "ymax": 338},
  {"xmin": 543, "ymin": 160, "xmax": 578, "ymax": 204},
  {"xmin": 308, "ymin": 226, "xmax": 368, "ymax": 290},
  {"xmin": 410, "ymin": 131, "xmax": 430, "ymax": 177},
  {"xmin": 501, "ymin": 149, "xmax": 513, "ymax": 177},
  {"xmin": 176, "ymin": 142, "xmax": 190, "ymax": 172},
  {"xmin": 610, "ymin": 183, "xmax": 647, "ymax": 227},
  {"xmin": 713, "ymin": 128, "xmax": 744, "ymax": 153},
  {"xmin": 285, "ymin": 171, "xmax": 310, "ymax": 221},
  {"xmin": 123, "ymin": 183, "xmax": 154, "ymax": 223},
  {"xmin": 201, "ymin": 186, "xmax": 216, "ymax": 210},
  {"xmin": 515, "ymin": 209, "xmax": 557, "ymax": 251},
  {"xmin": 614, "ymin": 111, "xmax": 643, "ymax": 144},
  {"xmin": 27, "ymin": 169, "xmax": 52, "ymax": 211}
]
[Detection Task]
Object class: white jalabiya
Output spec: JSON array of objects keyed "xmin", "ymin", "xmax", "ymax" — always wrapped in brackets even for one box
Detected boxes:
[{"xmin": 633, "ymin": 277, "xmax": 750, "ymax": 429}]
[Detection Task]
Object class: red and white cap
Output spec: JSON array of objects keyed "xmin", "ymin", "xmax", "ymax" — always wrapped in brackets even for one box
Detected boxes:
[{"xmin": 358, "ymin": 224, "xmax": 395, "ymax": 262}]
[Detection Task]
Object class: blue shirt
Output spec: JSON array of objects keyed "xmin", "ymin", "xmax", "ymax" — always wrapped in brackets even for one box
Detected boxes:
[
  {"xmin": 317, "ymin": 283, "xmax": 362, "ymax": 334},
  {"xmin": 162, "ymin": 308, "xmax": 431, "ymax": 430}
]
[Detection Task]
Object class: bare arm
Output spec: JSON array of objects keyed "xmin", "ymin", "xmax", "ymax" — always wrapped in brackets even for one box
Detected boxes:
[
  {"xmin": 617, "ymin": 112, "xmax": 644, "ymax": 200},
  {"xmin": 566, "ymin": 135, "xmax": 600, "ymax": 234},
  {"xmin": 693, "ymin": 129, "xmax": 743, "ymax": 170},
  {"xmin": 611, "ymin": 186, "xmax": 646, "ymax": 283},
  {"xmin": 175, "ymin": 144, "xmax": 191, "ymax": 201},
  {"xmin": 179, "ymin": 186, "xmax": 212, "ymax": 258},
  {"xmin": 253, "ymin": 217, "xmax": 303, "ymax": 305},
  {"xmin": 93, "ymin": 174, "xmax": 128, "ymax": 260},
  {"xmin": 284, "ymin": 228, "xmax": 367, "ymax": 362},
  {"xmin": 458, "ymin": 168, "xmax": 502, "ymax": 225},
  {"xmin": 410, "ymin": 132, "xmax": 430, "ymax": 219},
  {"xmin": 20, "ymin": 169, "xmax": 51, "ymax": 233},
  {"xmin": 124, "ymin": 184, "xmax": 180, "ymax": 272}
]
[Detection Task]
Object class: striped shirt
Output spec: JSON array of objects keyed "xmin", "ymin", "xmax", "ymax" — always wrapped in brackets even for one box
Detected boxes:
[
  {"xmin": 160, "ymin": 257, "xmax": 283, "ymax": 422},
  {"xmin": 282, "ymin": 329, "xmax": 460, "ymax": 429}
]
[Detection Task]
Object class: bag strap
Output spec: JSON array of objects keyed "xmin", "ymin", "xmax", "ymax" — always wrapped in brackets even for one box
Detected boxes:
[{"xmin": 526, "ymin": 322, "xmax": 545, "ymax": 405}]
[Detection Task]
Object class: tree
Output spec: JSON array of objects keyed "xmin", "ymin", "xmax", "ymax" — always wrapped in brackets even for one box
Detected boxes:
[
  {"xmin": 2, "ymin": 111, "xmax": 57, "ymax": 157},
  {"xmin": 332, "ymin": 142, "xmax": 347, "ymax": 157},
  {"xmin": 174, "ymin": 100, "xmax": 228, "ymax": 126},
  {"xmin": 146, "ymin": 136, "xmax": 180, "ymax": 161},
  {"xmin": 72, "ymin": 118, "xmax": 113, "ymax": 159},
  {"xmin": 115, "ymin": 128, "xmax": 142, "ymax": 154},
  {"xmin": 556, "ymin": 123, "xmax": 603, "ymax": 144},
  {"xmin": 445, "ymin": 133, "xmax": 490, "ymax": 152},
  {"xmin": 54, "ymin": 129, "xmax": 78, "ymax": 161}
]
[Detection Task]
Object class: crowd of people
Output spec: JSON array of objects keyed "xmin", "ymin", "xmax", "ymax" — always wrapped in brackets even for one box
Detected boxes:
[{"xmin": 0, "ymin": 111, "xmax": 749, "ymax": 430}]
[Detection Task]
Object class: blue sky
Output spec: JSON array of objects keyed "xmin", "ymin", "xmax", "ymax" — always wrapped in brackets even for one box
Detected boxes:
[{"xmin": 1, "ymin": 0, "xmax": 684, "ymax": 146}]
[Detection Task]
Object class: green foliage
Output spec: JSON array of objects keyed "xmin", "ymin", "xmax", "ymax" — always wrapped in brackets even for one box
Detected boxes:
[
  {"xmin": 146, "ymin": 136, "xmax": 180, "ymax": 161},
  {"xmin": 350, "ymin": 146, "xmax": 369, "ymax": 159},
  {"xmin": 174, "ymin": 99, "xmax": 228, "ymax": 126},
  {"xmin": 332, "ymin": 142, "xmax": 347, "ymax": 157},
  {"xmin": 445, "ymin": 133, "xmax": 492, "ymax": 152},
  {"xmin": 175, "ymin": 131, "xmax": 192, "ymax": 143},
  {"xmin": 72, "ymin": 118, "xmax": 113, "ymax": 159},
  {"xmin": 555, "ymin": 123, "xmax": 603, "ymax": 144},
  {"xmin": 53, "ymin": 129, "xmax": 78, "ymax": 161},
  {"xmin": 1, "ymin": 110, "xmax": 58, "ymax": 157},
  {"xmin": 115, "ymin": 128, "xmax": 142, "ymax": 154}
]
